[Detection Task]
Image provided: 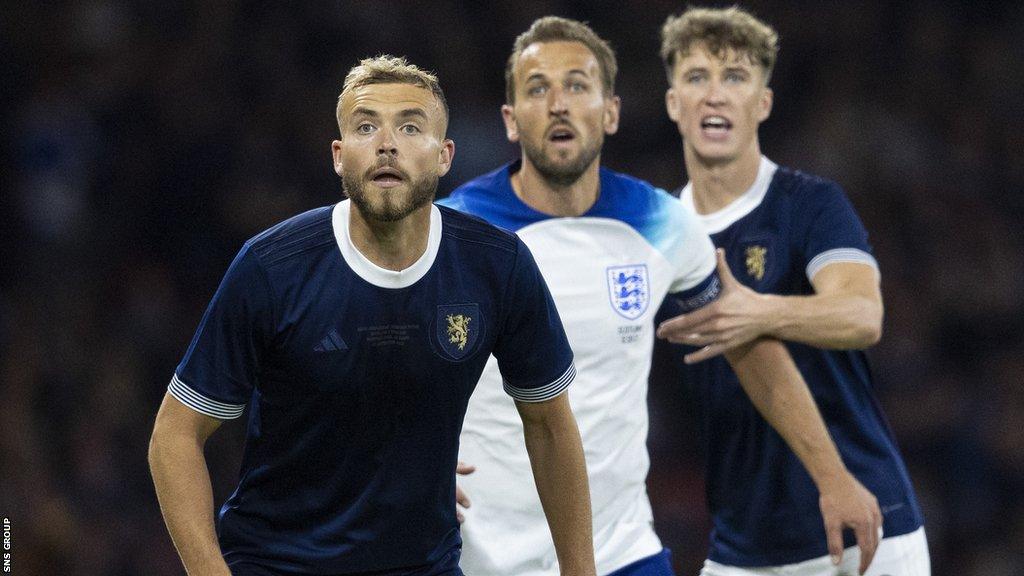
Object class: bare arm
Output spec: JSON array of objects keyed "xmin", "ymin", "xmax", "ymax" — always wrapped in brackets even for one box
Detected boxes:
[
  {"xmin": 149, "ymin": 392, "xmax": 232, "ymax": 576},
  {"xmin": 515, "ymin": 393, "xmax": 595, "ymax": 576},
  {"xmin": 658, "ymin": 250, "xmax": 883, "ymax": 363},
  {"xmin": 724, "ymin": 339, "xmax": 881, "ymax": 574}
]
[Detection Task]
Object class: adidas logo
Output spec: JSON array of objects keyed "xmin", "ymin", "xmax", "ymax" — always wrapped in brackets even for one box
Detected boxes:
[{"xmin": 314, "ymin": 328, "xmax": 348, "ymax": 352}]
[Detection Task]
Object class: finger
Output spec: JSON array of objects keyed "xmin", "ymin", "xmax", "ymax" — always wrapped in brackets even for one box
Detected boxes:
[
  {"xmin": 825, "ymin": 521, "xmax": 843, "ymax": 566},
  {"xmin": 457, "ymin": 510, "xmax": 465, "ymax": 524},
  {"xmin": 657, "ymin": 306, "xmax": 717, "ymax": 338},
  {"xmin": 715, "ymin": 249, "xmax": 739, "ymax": 287},
  {"xmin": 855, "ymin": 520, "xmax": 878, "ymax": 575},
  {"xmin": 456, "ymin": 485, "xmax": 471, "ymax": 508},
  {"xmin": 456, "ymin": 461, "xmax": 476, "ymax": 475},
  {"xmin": 669, "ymin": 331, "xmax": 715, "ymax": 347},
  {"xmin": 684, "ymin": 343, "xmax": 726, "ymax": 364}
]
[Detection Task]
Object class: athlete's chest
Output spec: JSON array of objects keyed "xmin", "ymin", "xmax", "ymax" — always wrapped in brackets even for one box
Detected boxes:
[
  {"xmin": 711, "ymin": 207, "xmax": 803, "ymax": 295},
  {"xmin": 262, "ymin": 265, "xmax": 498, "ymax": 396},
  {"xmin": 518, "ymin": 220, "xmax": 672, "ymax": 352}
]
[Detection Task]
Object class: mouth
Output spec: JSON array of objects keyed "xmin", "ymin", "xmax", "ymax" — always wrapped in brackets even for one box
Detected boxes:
[
  {"xmin": 700, "ymin": 115, "xmax": 732, "ymax": 139},
  {"xmin": 369, "ymin": 167, "xmax": 406, "ymax": 188},
  {"xmin": 546, "ymin": 124, "xmax": 577, "ymax": 144}
]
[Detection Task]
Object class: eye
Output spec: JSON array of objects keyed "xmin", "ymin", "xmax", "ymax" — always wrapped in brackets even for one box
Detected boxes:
[
  {"xmin": 527, "ymin": 84, "xmax": 547, "ymax": 97},
  {"xmin": 568, "ymin": 81, "xmax": 588, "ymax": 93},
  {"xmin": 686, "ymin": 73, "xmax": 705, "ymax": 84},
  {"xmin": 356, "ymin": 123, "xmax": 375, "ymax": 134},
  {"xmin": 400, "ymin": 124, "xmax": 421, "ymax": 135},
  {"xmin": 725, "ymin": 71, "xmax": 746, "ymax": 83}
]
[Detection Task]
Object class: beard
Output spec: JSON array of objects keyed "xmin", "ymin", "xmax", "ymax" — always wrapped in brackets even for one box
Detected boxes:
[
  {"xmin": 342, "ymin": 158, "xmax": 437, "ymax": 222},
  {"xmin": 520, "ymin": 126, "xmax": 603, "ymax": 188}
]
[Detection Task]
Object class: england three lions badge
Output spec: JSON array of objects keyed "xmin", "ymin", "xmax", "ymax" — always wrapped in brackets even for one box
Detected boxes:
[{"xmin": 607, "ymin": 264, "xmax": 649, "ymax": 320}]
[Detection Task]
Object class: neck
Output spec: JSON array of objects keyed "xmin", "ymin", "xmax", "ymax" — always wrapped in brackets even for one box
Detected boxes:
[
  {"xmin": 348, "ymin": 202, "xmax": 432, "ymax": 271},
  {"xmin": 685, "ymin": 144, "xmax": 762, "ymax": 215},
  {"xmin": 511, "ymin": 156, "xmax": 601, "ymax": 217}
]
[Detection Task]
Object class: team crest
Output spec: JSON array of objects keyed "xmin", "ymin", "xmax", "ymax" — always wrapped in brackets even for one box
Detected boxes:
[
  {"xmin": 745, "ymin": 245, "xmax": 767, "ymax": 281},
  {"xmin": 447, "ymin": 314, "xmax": 471, "ymax": 350},
  {"xmin": 435, "ymin": 304, "xmax": 482, "ymax": 361},
  {"xmin": 607, "ymin": 264, "xmax": 650, "ymax": 320}
]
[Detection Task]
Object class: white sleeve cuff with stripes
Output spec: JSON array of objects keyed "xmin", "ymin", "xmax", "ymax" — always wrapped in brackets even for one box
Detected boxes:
[
  {"xmin": 168, "ymin": 374, "xmax": 246, "ymax": 420},
  {"xmin": 503, "ymin": 362, "xmax": 576, "ymax": 403},
  {"xmin": 806, "ymin": 248, "xmax": 878, "ymax": 281}
]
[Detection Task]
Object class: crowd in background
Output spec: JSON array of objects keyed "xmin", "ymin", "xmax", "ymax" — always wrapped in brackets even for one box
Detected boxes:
[{"xmin": 3, "ymin": 1, "xmax": 1022, "ymax": 574}]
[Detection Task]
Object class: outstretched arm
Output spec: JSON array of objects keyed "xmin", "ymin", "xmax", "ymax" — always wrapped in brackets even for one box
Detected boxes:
[
  {"xmin": 516, "ymin": 393, "xmax": 595, "ymax": 576},
  {"xmin": 724, "ymin": 339, "xmax": 882, "ymax": 574},
  {"xmin": 149, "ymin": 393, "xmax": 232, "ymax": 576},
  {"xmin": 658, "ymin": 250, "xmax": 882, "ymax": 363}
]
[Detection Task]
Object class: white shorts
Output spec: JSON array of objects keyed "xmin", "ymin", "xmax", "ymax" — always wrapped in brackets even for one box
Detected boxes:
[{"xmin": 700, "ymin": 527, "xmax": 930, "ymax": 576}]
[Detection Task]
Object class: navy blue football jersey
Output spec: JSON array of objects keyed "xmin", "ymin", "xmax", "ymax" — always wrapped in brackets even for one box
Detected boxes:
[
  {"xmin": 168, "ymin": 200, "xmax": 575, "ymax": 575},
  {"xmin": 668, "ymin": 157, "xmax": 923, "ymax": 566}
]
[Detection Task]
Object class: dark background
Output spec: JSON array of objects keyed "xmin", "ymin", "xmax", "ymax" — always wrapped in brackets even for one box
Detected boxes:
[{"xmin": 3, "ymin": 1, "xmax": 1023, "ymax": 574}]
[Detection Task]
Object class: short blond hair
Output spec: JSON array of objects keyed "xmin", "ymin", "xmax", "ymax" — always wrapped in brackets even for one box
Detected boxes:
[
  {"xmin": 660, "ymin": 7, "xmax": 779, "ymax": 84},
  {"xmin": 336, "ymin": 55, "xmax": 448, "ymax": 135},
  {"xmin": 505, "ymin": 16, "xmax": 617, "ymax": 104}
]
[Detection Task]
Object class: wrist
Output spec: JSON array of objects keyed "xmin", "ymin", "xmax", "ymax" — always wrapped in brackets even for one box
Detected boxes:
[{"xmin": 756, "ymin": 293, "xmax": 786, "ymax": 338}]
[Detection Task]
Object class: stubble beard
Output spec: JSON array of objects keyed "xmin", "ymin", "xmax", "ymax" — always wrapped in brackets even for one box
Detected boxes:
[
  {"xmin": 521, "ymin": 130, "xmax": 603, "ymax": 188},
  {"xmin": 342, "ymin": 166, "xmax": 437, "ymax": 223}
]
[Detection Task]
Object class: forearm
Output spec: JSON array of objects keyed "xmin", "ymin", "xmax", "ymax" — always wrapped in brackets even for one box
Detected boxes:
[
  {"xmin": 759, "ymin": 292, "xmax": 881, "ymax": 349},
  {"xmin": 725, "ymin": 338, "xmax": 848, "ymax": 486},
  {"xmin": 520, "ymin": 400, "xmax": 595, "ymax": 576},
  {"xmin": 149, "ymin": 431, "xmax": 231, "ymax": 576}
]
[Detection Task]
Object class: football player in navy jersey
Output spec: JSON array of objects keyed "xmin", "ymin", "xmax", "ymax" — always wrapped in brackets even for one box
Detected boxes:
[
  {"xmin": 440, "ymin": 16, "xmax": 879, "ymax": 576},
  {"xmin": 656, "ymin": 7, "xmax": 928, "ymax": 576},
  {"xmin": 148, "ymin": 55, "xmax": 595, "ymax": 576}
]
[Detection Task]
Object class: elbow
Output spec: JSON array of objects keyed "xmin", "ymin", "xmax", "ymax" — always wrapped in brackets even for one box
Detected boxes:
[
  {"xmin": 849, "ymin": 301, "xmax": 883, "ymax": 348},
  {"xmin": 853, "ymin": 322, "xmax": 882, "ymax": 347}
]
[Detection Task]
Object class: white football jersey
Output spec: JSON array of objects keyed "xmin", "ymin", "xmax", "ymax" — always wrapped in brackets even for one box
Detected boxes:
[{"xmin": 440, "ymin": 163, "xmax": 717, "ymax": 575}]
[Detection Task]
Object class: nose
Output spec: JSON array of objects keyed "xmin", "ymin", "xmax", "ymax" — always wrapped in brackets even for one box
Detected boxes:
[
  {"xmin": 703, "ymin": 78, "xmax": 727, "ymax": 107},
  {"xmin": 548, "ymin": 86, "xmax": 568, "ymax": 116},
  {"xmin": 377, "ymin": 128, "xmax": 398, "ymax": 156}
]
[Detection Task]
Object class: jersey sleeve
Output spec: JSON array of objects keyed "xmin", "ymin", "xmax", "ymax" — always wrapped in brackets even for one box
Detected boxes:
[
  {"xmin": 168, "ymin": 243, "xmax": 274, "ymax": 419},
  {"xmin": 492, "ymin": 238, "xmax": 575, "ymax": 403},
  {"xmin": 666, "ymin": 203, "xmax": 721, "ymax": 311},
  {"xmin": 800, "ymin": 182, "xmax": 878, "ymax": 281}
]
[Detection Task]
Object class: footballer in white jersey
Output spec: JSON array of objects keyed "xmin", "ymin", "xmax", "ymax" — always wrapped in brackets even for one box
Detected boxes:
[{"xmin": 441, "ymin": 161, "xmax": 717, "ymax": 576}]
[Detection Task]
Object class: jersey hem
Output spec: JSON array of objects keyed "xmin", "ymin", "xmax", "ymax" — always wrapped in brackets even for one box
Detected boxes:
[
  {"xmin": 805, "ymin": 248, "xmax": 878, "ymax": 280},
  {"xmin": 168, "ymin": 374, "xmax": 246, "ymax": 420},
  {"xmin": 503, "ymin": 362, "xmax": 576, "ymax": 403}
]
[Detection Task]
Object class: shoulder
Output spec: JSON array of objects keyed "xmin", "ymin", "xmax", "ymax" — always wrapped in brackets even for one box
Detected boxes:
[
  {"xmin": 437, "ymin": 204, "xmax": 520, "ymax": 256},
  {"xmin": 245, "ymin": 205, "xmax": 337, "ymax": 269},
  {"xmin": 770, "ymin": 166, "xmax": 849, "ymax": 210},
  {"xmin": 600, "ymin": 167, "xmax": 687, "ymax": 222},
  {"xmin": 597, "ymin": 167, "xmax": 697, "ymax": 245},
  {"xmin": 439, "ymin": 164, "xmax": 511, "ymax": 211}
]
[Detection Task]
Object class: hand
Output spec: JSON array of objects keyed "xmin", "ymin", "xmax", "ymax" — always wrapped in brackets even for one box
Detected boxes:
[
  {"xmin": 657, "ymin": 249, "xmax": 770, "ymax": 363},
  {"xmin": 818, "ymin": 472, "xmax": 883, "ymax": 575},
  {"xmin": 455, "ymin": 461, "xmax": 476, "ymax": 524}
]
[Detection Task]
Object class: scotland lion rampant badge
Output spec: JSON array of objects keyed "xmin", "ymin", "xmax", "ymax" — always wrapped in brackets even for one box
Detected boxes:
[
  {"xmin": 435, "ymin": 303, "xmax": 482, "ymax": 361},
  {"xmin": 607, "ymin": 264, "xmax": 649, "ymax": 320}
]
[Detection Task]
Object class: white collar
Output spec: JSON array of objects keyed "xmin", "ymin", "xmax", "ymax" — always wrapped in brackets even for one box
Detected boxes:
[
  {"xmin": 331, "ymin": 199, "xmax": 442, "ymax": 289},
  {"xmin": 680, "ymin": 156, "xmax": 778, "ymax": 234}
]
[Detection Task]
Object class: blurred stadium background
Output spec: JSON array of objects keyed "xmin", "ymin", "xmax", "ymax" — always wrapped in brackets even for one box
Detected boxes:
[{"xmin": 2, "ymin": 1, "xmax": 1022, "ymax": 574}]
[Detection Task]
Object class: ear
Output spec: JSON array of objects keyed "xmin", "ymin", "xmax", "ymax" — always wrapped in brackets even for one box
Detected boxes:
[
  {"xmin": 665, "ymin": 87, "xmax": 680, "ymax": 122},
  {"xmin": 437, "ymin": 139, "xmax": 455, "ymax": 177},
  {"xmin": 331, "ymin": 140, "xmax": 344, "ymax": 177},
  {"xmin": 757, "ymin": 86, "xmax": 773, "ymax": 123},
  {"xmin": 603, "ymin": 95, "xmax": 621, "ymax": 135},
  {"xmin": 501, "ymin": 104, "xmax": 519, "ymax": 143}
]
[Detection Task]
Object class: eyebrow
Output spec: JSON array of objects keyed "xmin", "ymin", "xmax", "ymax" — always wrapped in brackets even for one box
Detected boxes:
[
  {"xmin": 350, "ymin": 107, "xmax": 429, "ymax": 121},
  {"xmin": 525, "ymin": 69, "xmax": 591, "ymax": 83}
]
